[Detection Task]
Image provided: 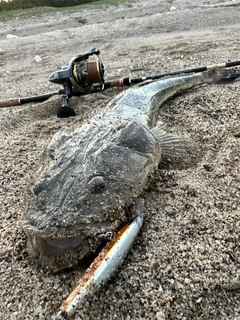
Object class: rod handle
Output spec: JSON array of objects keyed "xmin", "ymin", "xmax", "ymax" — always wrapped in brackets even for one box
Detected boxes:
[{"xmin": 0, "ymin": 98, "xmax": 21, "ymax": 108}]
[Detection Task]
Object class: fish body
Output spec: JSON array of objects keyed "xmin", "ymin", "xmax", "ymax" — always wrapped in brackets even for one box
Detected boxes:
[{"xmin": 22, "ymin": 69, "xmax": 236, "ymax": 270}]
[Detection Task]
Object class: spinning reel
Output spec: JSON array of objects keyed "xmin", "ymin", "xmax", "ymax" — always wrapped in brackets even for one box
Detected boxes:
[{"xmin": 49, "ymin": 48, "xmax": 105, "ymax": 117}]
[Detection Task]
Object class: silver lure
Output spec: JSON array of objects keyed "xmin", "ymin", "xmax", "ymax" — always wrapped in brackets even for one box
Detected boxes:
[{"xmin": 58, "ymin": 216, "xmax": 144, "ymax": 318}]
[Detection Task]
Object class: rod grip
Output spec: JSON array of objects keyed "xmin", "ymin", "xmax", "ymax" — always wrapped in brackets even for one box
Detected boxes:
[{"xmin": 0, "ymin": 98, "xmax": 21, "ymax": 108}]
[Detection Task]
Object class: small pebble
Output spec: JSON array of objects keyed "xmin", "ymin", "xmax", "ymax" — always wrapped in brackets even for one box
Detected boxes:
[
  {"xmin": 170, "ymin": 6, "xmax": 177, "ymax": 11},
  {"xmin": 203, "ymin": 164, "xmax": 214, "ymax": 172},
  {"xmin": 0, "ymin": 48, "xmax": 5, "ymax": 55},
  {"xmin": 224, "ymin": 281, "xmax": 240, "ymax": 292},
  {"xmin": 166, "ymin": 209, "xmax": 178, "ymax": 216},
  {"xmin": 196, "ymin": 297, "xmax": 202, "ymax": 304},
  {"xmin": 233, "ymin": 131, "xmax": 240, "ymax": 137},
  {"xmin": 34, "ymin": 55, "xmax": 42, "ymax": 63},
  {"xmin": 156, "ymin": 311, "xmax": 166, "ymax": 320},
  {"xmin": 6, "ymin": 34, "xmax": 18, "ymax": 39}
]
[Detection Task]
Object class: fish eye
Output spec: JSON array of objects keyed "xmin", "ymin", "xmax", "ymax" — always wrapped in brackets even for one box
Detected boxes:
[{"xmin": 87, "ymin": 176, "xmax": 106, "ymax": 193}]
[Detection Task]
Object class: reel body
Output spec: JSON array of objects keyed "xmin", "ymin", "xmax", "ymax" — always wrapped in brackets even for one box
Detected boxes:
[{"xmin": 49, "ymin": 48, "xmax": 105, "ymax": 117}]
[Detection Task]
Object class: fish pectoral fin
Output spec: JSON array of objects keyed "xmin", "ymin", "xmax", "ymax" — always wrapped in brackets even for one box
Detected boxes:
[
  {"xmin": 115, "ymin": 121, "xmax": 157, "ymax": 155},
  {"xmin": 150, "ymin": 127, "xmax": 186, "ymax": 157}
]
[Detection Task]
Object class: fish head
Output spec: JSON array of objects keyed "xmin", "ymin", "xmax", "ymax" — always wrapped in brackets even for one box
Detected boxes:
[{"xmin": 22, "ymin": 121, "xmax": 160, "ymax": 270}]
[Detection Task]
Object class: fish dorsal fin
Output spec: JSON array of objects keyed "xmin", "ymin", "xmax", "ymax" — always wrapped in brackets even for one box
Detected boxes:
[{"xmin": 150, "ymin": 126, "xmax": 185, "ymax": 157}]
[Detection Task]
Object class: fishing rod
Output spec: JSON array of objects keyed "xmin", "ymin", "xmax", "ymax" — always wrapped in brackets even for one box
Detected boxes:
[{"xmin": 1, "ymin": 47, "xmax": 240, "ymax": 117}]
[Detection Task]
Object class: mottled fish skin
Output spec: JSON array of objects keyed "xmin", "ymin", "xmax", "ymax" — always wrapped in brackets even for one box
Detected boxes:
[{"xmin": 22, "ymin": 69, "xmax": 233, "ymax": 270}]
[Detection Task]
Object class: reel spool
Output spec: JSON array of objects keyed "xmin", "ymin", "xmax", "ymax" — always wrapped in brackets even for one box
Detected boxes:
[{"xmin": 71, "ymin": 55, "xmax": 105, "ymax": 93}]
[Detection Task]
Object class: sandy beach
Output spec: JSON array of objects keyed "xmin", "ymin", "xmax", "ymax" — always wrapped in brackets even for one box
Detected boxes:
[{"xmin": 1, "ymin": 0, "xmax": 240, "ymax": 319}]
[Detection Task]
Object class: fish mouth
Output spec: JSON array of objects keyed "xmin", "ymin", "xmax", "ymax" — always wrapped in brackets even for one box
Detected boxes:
[
  {"xmin": 24, "ymin": 213, "xmax": 126, "ymax": 260},
  {"xmin": 26, "ymin": 221, "xmax": 119, "ymax": 257},
  {"xmin": 28, "ymin": 234, "xmax": 86, "ymax": 256}
]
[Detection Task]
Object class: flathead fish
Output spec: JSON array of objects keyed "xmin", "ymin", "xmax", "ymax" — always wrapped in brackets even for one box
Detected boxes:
[{"xmin": 22, "ymin": 68, "xmax": 239, "ymax": 270}]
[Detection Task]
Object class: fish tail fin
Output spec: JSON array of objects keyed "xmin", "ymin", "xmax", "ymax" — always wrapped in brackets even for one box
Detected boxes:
[
  {"xmin": 204, "ymin": 68, "xmax": 240, "ymax": 83},
  {"xmin": 151, "ymin": 127, "xmax": 186, "ymax": 157}
]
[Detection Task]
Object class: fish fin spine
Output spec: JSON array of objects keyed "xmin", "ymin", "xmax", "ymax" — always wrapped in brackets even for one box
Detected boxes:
[{"xmin": 150, "ymin": 127, "xmax": 186, "ymax": 157}]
